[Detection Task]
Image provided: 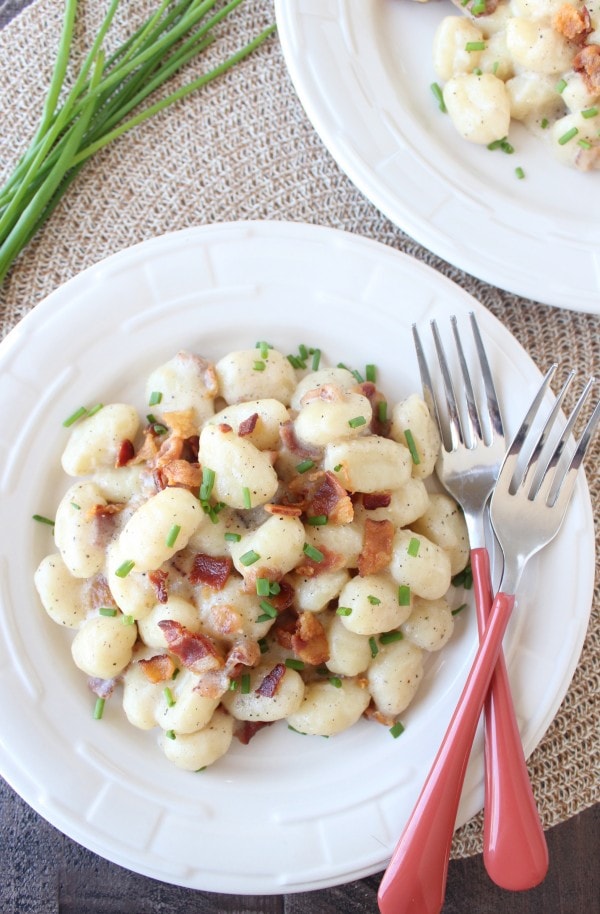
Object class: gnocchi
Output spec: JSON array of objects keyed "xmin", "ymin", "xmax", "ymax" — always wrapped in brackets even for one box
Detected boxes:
[
  {"xmin": 34, "ymin": 342, "xmax": 470, "ymax": 770},
  {"xmin": 428, "ymin": 1, "xmax": 600, "ymax": 170}
]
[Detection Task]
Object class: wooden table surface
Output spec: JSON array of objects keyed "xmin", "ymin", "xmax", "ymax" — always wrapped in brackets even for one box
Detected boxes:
[{"xmin": 0, "ymin": 2, "xmax": 598, "ymax": 912}]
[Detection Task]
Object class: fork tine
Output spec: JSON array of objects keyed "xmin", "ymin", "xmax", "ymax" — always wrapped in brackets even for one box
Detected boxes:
[
  {"xmin": 546, "ymin": 382, "xmax": 599, "ymax": 509},
  {"xmin": 469, "ymin": 312, "xmax": 504, "ymax": 441},
  {"xmin": 430, "ymin": 319, "xmax": 463, "ymax": 451},
  {"xmin": 450, "ymin": 315, "xmax": 483, "ymax": 445},
  {"xmin": 521, "ymin": 370, "xmax": 575, "ymax": 494},
  {"xmin": 412, "ymin": 323, "xmax": 437, "ymax": 422}
]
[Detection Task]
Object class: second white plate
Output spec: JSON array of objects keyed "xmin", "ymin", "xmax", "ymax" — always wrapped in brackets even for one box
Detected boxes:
[{"xmin": 275, "ymin": 0, "xmax": 600, "ymax": 313}]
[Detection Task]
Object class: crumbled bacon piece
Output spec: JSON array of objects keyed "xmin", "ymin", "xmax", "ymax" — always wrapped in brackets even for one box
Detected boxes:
[
  {"xmin": 255, "ymin": 662, "xmax": 287, "ymax": 697},
  {"xmin": 82, "ymin": 574, "xmax": 117, "ymax": 611},
  {"xmin": 162, "ymin": 408, "xmax": 197, "ymax": 439},
  {"xmin": 574, "ymin": 44, "xmax": 600, "ymax": 92},
  {"xmin": 263, "ymin": 503, "xmax": 303, "ymax": 517},
  {"xmin": 138, "ymin": 653, "xmax": 177, "ymax": 683},
  {"xmin": 157, "ymin": 620, "xmax": 224, "ymax": 673},
  {"xmin": 156, "ymin": 434, "xmax": 184, "ymax": 465},
  {"xmin": 149, "ymin": 569, "xmax": 169, "ymax": 603},
  {"xmin": 234, "ymin": 719, "xmax": 273, "ymax": 745},
  {"xmin": 362, "ymin": 492, "xmax": 392, "ymax": 510},
  {"xmin": 363, "ymin": 704, "xmax": 396, "ymax": 727},
  {"xmin": 88, "ymin": 677, "xmax": 117, "ymax": 699},
  {"xmin": 218, "ymin": 423, "xmax": 233, "ymax": 434},
  {"xmin": 355, "ymin": 381, "xmax": 390, "ymax": 436},
  {"xmin": 86, "ymin": 502, "xmax": 125, "ymax": 519},
  {"xmin": 116, "ymin": 439, "xmax": 135, "ymax": 467},
  {"xmin": 238, "ymin": 412, "xmax": 259, "ymax": 437},
  {"xmin": 189, "ymin": 553, "xmax": 232, "ymax": 589},
  {"xmin": 279, "ymin": 420, "xmax": 323, "ymax": 460},
  {"xmin": 160, "ymin": 458, "xmax": 202, "ymax": 490},
  {"xmin": 206, "ymin": 603, "xmax": 243, "ymax": 636},
  {"xmin": 224, "ymin": 637, "xmax": 261, "ymax": 676},
  {"xmin": 358, "ymin": 518, "xmax": 395, "ymax": 576},
  {"xmin": 193, "ymin": 669, "xmax": 231, "ymax": 699},
  {"xmin": 306, "ymin": 470, "xmax": 353, "ymax": 525},
  {"xmin": 268, "ymin": 579, "xmax": 295, "ymax": 613},
  {"xmin": 291, "ymin": 611, "xmax": 330, "ymax": 665},
  {"xmin": 553, "ymin": 4, "xmax": 592, "ymax": 43},
  {"xmin": 295, "ymin": 545, "xmax": 345, "ymax": 577}
]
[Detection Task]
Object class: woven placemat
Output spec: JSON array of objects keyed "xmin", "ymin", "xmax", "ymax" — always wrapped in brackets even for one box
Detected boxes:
[{"xmin": 0, "ymin": 0, "xmax": 598, "ymax": 861}]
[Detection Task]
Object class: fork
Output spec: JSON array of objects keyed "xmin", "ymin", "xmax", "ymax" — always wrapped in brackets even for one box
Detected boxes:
[
  {"xmin": 413, "ymin": 313, "xmax": 549, "ymax": 891},
  {"xmin": 377, "ymin": 365, "xmax": 599, "ymax": 914}
]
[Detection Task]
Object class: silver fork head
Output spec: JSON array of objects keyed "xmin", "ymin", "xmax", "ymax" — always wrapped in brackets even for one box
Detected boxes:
[
  {"xmin": 412, "ymin": 313, "xmax": 506, "ymax": 540},
  {"xmin": 490, "ymin": 367, "xmax": 599, "ymax": 594}
]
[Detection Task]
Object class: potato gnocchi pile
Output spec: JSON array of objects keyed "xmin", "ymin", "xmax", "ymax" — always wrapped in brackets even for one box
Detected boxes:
[
  {"xmin": 34, "ymin": 344, "xmax": 469, "ymax": 771},
  {"xmin": 429, "ymin": 0, "xmax": 600, "ymax": 170}
]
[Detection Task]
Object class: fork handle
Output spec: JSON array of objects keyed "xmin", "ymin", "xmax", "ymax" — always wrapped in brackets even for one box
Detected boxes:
[
  {"xmin": 377, "ymin": 591, "xmax": 515, "ymax": 914},
  {"xmin": 471, "ymin": 548, "xmax": 549, "ymax": 889}
]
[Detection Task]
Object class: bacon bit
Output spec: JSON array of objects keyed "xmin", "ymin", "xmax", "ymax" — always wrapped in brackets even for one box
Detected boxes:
[
  {"xmin": 224, "ymin": 637, "xmax": 261, "ymax": 676},
  {"xmin": 116, "ymin": 438, "xmax": 135, "ymax": 467},
  {"xmin": 263, "ymin": 503, "xmax": 303, "ymax": 517},
  {"xmin": 189, "ymin": 553, "xmax": 232, "ymax": 589},
  {"xmin": 234, "ymin": 719, "xmax": 273, "ymax": 745},
  {"xmin": 158, "ymin": 620, "xmax": 224, "ymax": 673},
  {"xmin": 300, "ymin": 383, "xmax": 344, "ymax": 406},
  {"xmin": 206, "ymin": 602, "xmax": 243, "ymax": 636},
  {"xmin": 291, "ymin": 612, "xmax": 330, "ymax": 665},
  {"xmin": 218, "ymin": 423, "xmax": 233, "ymax": 434},
  {"xmin": 271, "ymin": 608, "xmax": 298, "ymax": 650},
  {"xmin": 86, "ymin": 502, "xmax": 125, "ymax": 519},
  {"xmin": 255, "ymin": 662, "xmax": 286, "ymax": 697},
  {"xmin": 280, "ymin": 420, "xmax": 323, "ymax": 460},
  {"xmin": 358, "ymin": 518, "xmax": 395, "ymax": 576},
  {"xmin": 355, "ymin": 381, "xmax": 390, "ymax": 436},
  {"xmin": 162, "ymin": 408, "xmax": 197, "ymax": 439},
  {"xmin": 182, "ymin": 435, "xmax": 200, "ymax": 462},
  {"xmin": 156, "ymin": 434, "xmax": 184, "ymax": 465},
  {"xmin": 295, "ymin": 545, "xmax": 345, "ymax": 577},
  {"xmin": 82, "ymin": 574, "xmax": 117, "ymax": 611},
  {"xmin": 574, "ymin": 44, "xmax": 600, "ymax": 92},
  {"xmin": 307, "ymin": 470, "xmax": 353, "ymax": 525},
  {"xmin": 362, "ymin": 492, "xmax": 392, "ymax": 510},
  {"xmin": 238, "ymin": 412, "xmax": 259, "ymax": 437},
  {"xmin": 471, "ymin": 0, "xmax": 499, "ymax": 16},
  {"xmin": 553, "ymin": 4, "xmax": 592, "ymax": 43},
  {"xmin": 159, "ymin": 458, "xmax": 203, "ymax": 490},
  {"xmin": 130, "ymin": 429, "xmax": 160, "ymax": 465},
  {"xmin": 193, "ymin": 669, "xmax": 231, "ymax": 699},
  {"xmin": 138, "ymin": 653, "xmax": 177, "ymax": 683},
  {"xmin": 149, "ymin": 569, "xmax": 169, "ymax": 603},
  {"xmin": 153, "ymin": 467, "xmax": 168, "ymax": 491},
  {"xmin": 88, "ymin": 676, "xmax": 117, "ymax": 699}
]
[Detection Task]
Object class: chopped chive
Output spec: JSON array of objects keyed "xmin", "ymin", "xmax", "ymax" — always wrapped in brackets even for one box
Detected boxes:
[
  {"xmin": 63, "ymin": 406, "xmax": 88, "ymax": 427},
  {"xmin": 115, "ymin": 559, "xmax": 135, "ymax": 578},
  {"xmin": 256, "ymin": 578, "xmax": 271, "ymax": 596},
  {"xmin": 239, "ymin": 549, "xmax": 260, "ymax": 566},
  {"xmin": 171, "ymin": 668, "xmax": 180, "ymax": 680},
  {"xmin": 163, "ymin": 687, "xmax": 176, "ymax": 707},
  {"xmin": 465, "ymin": 40, "xmax": 486, "ymax": 51},
  {"xmin": 242, "ymin": 486, "xmax": 252, "ymax": 509},
  {"xmin": 492, "ymin": 60, "xmax": 499, "ymax": 75},
  {"xmin": 299, "ymin": 344, "xmax": 309, "ymax": 361},
  {"xmin": 367, "ymin": 595, "xmax": 381, "ymax": 605},
  {"xmin": 337, "ymin": 362, "xmax": 348, "ymax": 370},
  {"xmin": 365, "ymin": 363, "xmax": 376, "ymax": 382},
  {"xmin": 452, "ymin": 603, "xmax": 468, "ymax": 616},
  {"xmin": 269, "ymin": 581, "xmax": 281, "ymax": 595},
  {"xmin": 306, "ymin": 514, "xmax": 328, "ymax": 526},
  {"xmin": 311, "ymin": 348, "xmax": 321, "ymax": 370},
  {"xmin": 258, "ymin": 637, "xmax": 269, "ymax": 654},
  {"xmin": 348, "ymin": 415, "xmax": 367, "ymax": 428},
  {"xmin": 99, "ymin": 607, "xmax": 117, "ymax": 617},
  {"xmin": 351, "ymin": 368, "xmax": 364, "ymax": 384},
  {"xmin": 285, "ymin": 658, "xmax": 305, "ymax": 671},
  {"xmin": 70, "ymin": 501, "xmax": 81, "ymax": 510},
  {"xmin": 224, "ymin": 532, "xmax": 241, "ymax": 542},
  {"xmin": 407, "ymin": 537, "xmax": 420, "ymax": 558},
  {"xmin": 430, "ymin": 82, "xmax": 447, "ymax": 113},
  {"xmin": 241, "ymin": 673, "xmax": 251, "ymax": 694},
  {"xmin": 558, "ymin": 127, "xmax": 578, "ymax": 145},
  {"xmin": 380, "ymin": 630, "xmax": 404, "ymax": 645},
  {"xmin": 256, "ymin": 613, "xmax": 274, "ymax": 623},
  {"xmin": 515, "ymin": 166, "xmax": 525, "ymax": 179},
  {"xmin": 336, "ymin": 606, "xmax": 353, "ymax": 616},
  {"xmin": 93, "ymin": 698, "xmax": 105, "ymax": 720},
  {"xmin": 378, "ymin": 401, "xmax": 388, "ymax": 423},
  {"xmin": 229, "ymin": 680, "xmax": 238, "ymax": 690},
  {"xmin": 389, "ymin": 721, "xmax": 405, "ymax": 739},
  {"xmin": 403, "ymin": 429, "xmax": 421, "ymax": 465},
  {"xmin": 256, "ymin": 341, "xmax": 271, "ymax": 359},
  {"xmin": 578, "ymin": 139, "xmax": 592, "ymax": 149},
  {"xmin": 333, "ymin": 463, "xmax": 343, "ymax": 472},
  {"xmin": 86, "ymin": 403, "xmax": 104, "ymax": 418},
  {"xmin": 541, "ymin": 117, "xmax": 549, "ymax": 129},
  {"xmin": 32, "ymin": 514, "xmax": 55, "ymax": 526},
  {"xmin": 329, "ymin": 676, "xmax": 342, "ymax": 688},
  {"xmin": 253, "ymin": 360, "xmax": 266, "ymax": 372},
  {"xmin": 148, "ymin": 390, "xmax": 162, "ymax": 406},
  {"xmin": 200, "ymin": 467, "xmax": 216, "ymax": 502},
  {"xmin": 258, "ymin": 600, "xmax": 277, "ymax": 618},
  {"xmin": 165, "ymin": 524, "xmax": 181, "ymax": 548},
  {"xmin": 473, "ymin": 67, "xmax": 482, "ymax": 76},
  {"xmin": 452, "ymin": 563, "xmax": 473, "ymax": 589},
  {"xmin": 296, "ymin": 458, "xmax": 314, "ymax": 474},
  {"xmin": 165, "ymin": 729, "xmax": 176, "ymax": 740},
  {"xmin": 303, "ymin": 543, "xmax": 324, "ymax": 563},
  {"xmin": 288, "ymin": 725, "xmax": 307, "ymax": 735},
  {"xmin": 555, "ymin": 78, "xmax": 567, "ymax": 94},
  {"xmin": 369, "ymin": 636, "xmax": 379, "ymax": 658},
  {"xmin": 398, "ymin": 585, "xmax": 411, "ymax": 606},
  {"xmin": 582, "ymin": 107, "xmax": 598, "ymax": 119},
  {"xmin": 121, "ymin": 614, "xmax": 135, "ymax": 625},
  {"xmin": 287, "ymin": 354, "xmax": 305, "ymax": 369},
  {"xmin": 471, "ymin": 0, "xmax": 486, "ymax": 11}
]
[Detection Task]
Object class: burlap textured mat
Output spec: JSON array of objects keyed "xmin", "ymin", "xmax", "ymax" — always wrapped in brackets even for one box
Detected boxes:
[{"xmin": 0, "ymin": 0, "xmax": 598, "ymax": 859}]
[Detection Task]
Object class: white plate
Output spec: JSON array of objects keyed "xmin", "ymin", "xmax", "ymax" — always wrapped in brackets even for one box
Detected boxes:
[
  {"xmin": 0, "ymin": 222, "xmax": 594, "ymax": 894},
  {"xmin": 275, "ymin": 0, "xmax": 600, "ymax": 314}
]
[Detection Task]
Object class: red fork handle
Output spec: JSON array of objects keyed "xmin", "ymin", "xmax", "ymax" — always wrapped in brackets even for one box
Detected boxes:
[
  {"xmin": 377, "ymin": 591, "xmax": 515, "ymax": 914},
  {"xmin": 471, "ymin": 548, "xmax": 548, "ymax": 889}
]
